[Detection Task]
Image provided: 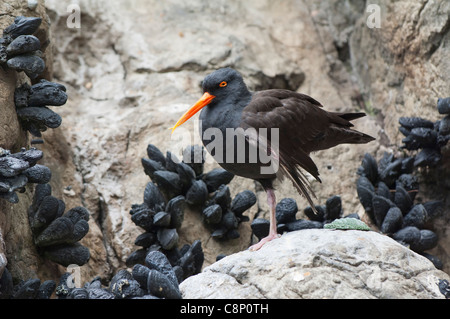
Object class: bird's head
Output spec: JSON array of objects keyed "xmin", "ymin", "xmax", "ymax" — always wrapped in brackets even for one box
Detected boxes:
[{"xmin": 171, "ymin": 67, "xmax": 247, "ymax": 133}]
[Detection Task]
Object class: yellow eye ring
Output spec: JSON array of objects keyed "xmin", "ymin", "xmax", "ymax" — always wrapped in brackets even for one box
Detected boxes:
[{"xmin": 219, "ymin": 81, "xmax": 227, "ymax": 87}]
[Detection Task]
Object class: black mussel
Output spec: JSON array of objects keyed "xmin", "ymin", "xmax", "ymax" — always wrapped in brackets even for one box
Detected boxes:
[
  {"xmin": 216, "ymin": 254, "xmax": 227, "ymax": 261},
  {"xmin": 153, "ymin": 212, "xmax": 171, "ymax": 227},
  {"xmin": 29, "ymin": 195, "xmax": 60, "ymax": 232},
  {"xmin": 0, "ymin": 268, "xmax": 14, "ymax": 298},
  {"xmin": 157, "ymin": 228, "xmax": 179, "ymax": 250},
  {"xmin": 378, "ymin": 158, "xmax": 402, "ymax": 187},
  {"xmin": 143, "ymin": 182, "xmax": 166, "ymax": 212},
  {"xmin": 6, "ymin": 54, "xmax": 45, "ymax": 79},
  {"xmin": 394, "ymin": 184, "xmax": 413, "ymax": 214},
  {"xmin": 16, "ymin": 106, "xmax": 62, "ymax": 129},
  {"xmin": 203, "ymin": 204, "xmax": 222, "ymax": 225},
  {"xmin": 421, "ymin": 253, "xmax": 443, "ymax": 270},
  {"xmin": 393, "ymin": 226, "xmax": 420, "ymax": 248},
  {"xmin": 125, "ymin": 249, "xmax": 148, "ymax": 268},
  {"xmin": 9, "ymin": 148, "xmax": 43, "ymax": 166},
  {"xmin": 31, "ymin": 183, "xmax": 52, "ymax": 210},
  {"xmin": 28, "ymin": 80, "xmax": 68, "ymax": 107},
  {"xmin": 231, "ymin": 190, "xmax": 257, "ymax": 216},
  {"xmin": 3, "ymin": 16, "xmax": 42, "ymax": 39},
  {"xmin": 110, "ymin": 270, "xmax": 145, "ymax": 299},
  {"xmin": 182, "ymin": 145, "xmax": 205, "ymax": 176},
  {"xmin": 146, "ymin": 144, "xmax": 166, "ymax": 166},
  {"xmin": 208, "ymin": 184, "xmax": 231, "ymax": 211},
  {"xmin": 402, "ymin": 128, "xmax": 437, "ymax": 150},
  {"xmin": 376, "ymin": 181, "xmax": 391, "ymax": 200},
  {"xmin": 43, "ymin": 243, "xmax": 90, "ymax": 267},
  {"xmin": 87, "ymin": 288, "xmax": 115, "ymax": 299},
  {"xmin": 23, "ymin": 164, "xmax": 51, "ymax": 184},
  {"xmin": 66, "ymin": 288, "xmax": 89, "ymax": 299},
  {"xmin": 176, "ymin": 240, "xmax": 203, "ymax": 280},
  {"xmin": 285, "ymin": 219, "xmax": 323, "ymax": 232},
  {"xmin": 400, "ymin": 157, "xmax": 415, "ymax": 174},
  {"xmin": 325, "ymin": 195, "xmax": 342, "ymax": 221},
  {"xmin": 130, "ymin": 206, "xmax": 154, "ymax": 232},
  {"xmin": 211, "ymin": 227, "xmax": 227, "ymax": 239},
  {"xmin": 304, "ymin": 205, "xmax": 326, "ymax": 222},
  {"xmin": 131, "ymin": 264, "xmax": 151, "ymax": 289},
  {"xmin": 402, "ymin": 204, "xmax": 428, "ymax": 229},
  {"xmin": 437, "ymin": 97, "xmax": 450, "ymax": 114},
  {"xmin": 147, "ymin": 269, "xmax": 181, "ymax": 299},
  {"xmin": 356, "ymin": 175, "xmax": 375, "ymax": 192},
  {"xmin": 152, "ymin": 170, "xmax": 182, "ymax": 199},
  {"xmin": 372, "ymin": 195, "xmax": 395, "ymax": 227},
  {"xmin": 411, "ymin": 229, "xmax": 438, "ymax": 252},
  {"xmin": 380, "ymin": 207, "xmax": 403, "ymax": 234},
  {"xmin": 396, "ymin": 174, "xmax": 419, "ymax": 200},
  {"xmin": 221, "ymin": 210, "xmax": 238, "ymax": 230},
  {"xmin": 12, "ymin": 278, "xmax": 41, "ymax": 299},
  {"xmin": 37, "ymin": 280, "xmax": 56, "ymax": 299},
  {"xmin": 34, "ymin": 216, "xmax": 80, "ymax": 247},
  {"xmin": 166, "ymin": 195, "xmax": 185, "ymax": 228},
  {"xmin": 438, "ymin": 115, "xmax": 450, "ymax": 136},
  {"xmin": 357, "ymin": 153, "xmax": 378, "ymax": 184},
  {"xmin": 0, "ymin": 156, "xmax": 29, "ymax": 177},
  {"xmin": 438, "ymin": 279, "xmax": 450, "ymax": 299},
  {"xmin": 399, "ymin": 126, "xmax": 411, "ymax": 137},
  {"xmin": 134, "ymin": 232, "xmax": 156, "ymax": 248},
  {"xmin": 414, "ymin": 148, "xmax": 441, "ymax": 167},
  {"xmin": 6, "ymin": 35, "xmax": 40, "ymax": 56},
  {"xmin": 176, "ymin": 162, "xmax": 196, "ymax": 192},
  {"xmin": 398, "ymin": 117, "xmax": 434, "ymax": 129},
  {"xmin": 357, "ymin": 184, "xmax": 375, "ymax": 216},
  {"xmin": 141, "ymin": 158, "xmax": 166, "ymax": 179},
  {"xmin": 0, "ymin": 175, "xmax": 28, "ymax": 193},
  {"xmin": 185, "ymin": 179, "xmax": 208, "ymax": 206},
  {"xmin": 202, "ymin": 168, "xmax": 234, "ymax": 192},
  {"xmin": 251, "ymin": 218, "xmax": 270, "ymax": 240},
  {"xmin": 165, "ymin": 151, "xmax": 180, "ymax": 172},
  {"xmin": 274, "ymin": 197, "xmax": 297, "ymax": 224},
  {"xmin": 145, "ymin": 251, "xmax": 179, "ymax": 287},
  {"xmin": 377, "ymin": 152, "xmax": 394, "ymax": 173}
]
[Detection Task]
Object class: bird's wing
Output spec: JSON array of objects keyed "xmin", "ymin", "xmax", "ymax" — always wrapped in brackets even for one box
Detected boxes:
[{"xmin": 239, "ymin": 90, "xmax": 348, "ymax": 208}]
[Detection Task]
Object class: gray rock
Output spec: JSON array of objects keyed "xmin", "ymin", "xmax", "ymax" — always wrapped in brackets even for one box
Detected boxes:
[{"xmin": 180, "ymin": 229, "xmax": 449, "ymax": 299}]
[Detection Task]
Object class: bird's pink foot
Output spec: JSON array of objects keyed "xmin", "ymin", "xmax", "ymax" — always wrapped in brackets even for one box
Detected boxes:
[{"xmin": 248, "ymin": 232, "xmax": 280, "ymax": 251}]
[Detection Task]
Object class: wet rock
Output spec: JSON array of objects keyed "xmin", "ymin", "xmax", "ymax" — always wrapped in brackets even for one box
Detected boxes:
[
  {"xmin": 3, "ymin": 16, "xmax": 42, "ymax": 39},
  {"xmin": 6, "ymin": 54, "xmax": 45, "ymax": 79},
  {"xmin": 6, "ymin": 35, "xmax": 40, "ymax": 56}
]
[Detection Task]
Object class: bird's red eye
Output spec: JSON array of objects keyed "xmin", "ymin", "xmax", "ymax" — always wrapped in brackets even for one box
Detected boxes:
[{"xmin": 219, "ymin": 81, "xmax": 227, "ymax": 87}]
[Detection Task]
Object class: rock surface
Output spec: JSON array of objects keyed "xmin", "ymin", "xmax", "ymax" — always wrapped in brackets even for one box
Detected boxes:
[{"xmin": 180, "ymin": 229, "xmax": 450, "ymax": 299}]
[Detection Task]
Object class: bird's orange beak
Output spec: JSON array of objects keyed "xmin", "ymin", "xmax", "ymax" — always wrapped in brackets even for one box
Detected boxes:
[{"xmin": 170, "ymin": 92, "xmax": 215, "ymax": 133}]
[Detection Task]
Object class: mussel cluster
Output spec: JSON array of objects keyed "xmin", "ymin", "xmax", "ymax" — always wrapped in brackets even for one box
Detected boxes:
[
  {"xmin": 0, "ymin": 250, "xmax": 182, "ymax": 299},
  {"xmin": 356, "ymin": 152, "xmax": 445, "ymax": 268},
  {"xmin": 15, "ymin": 80, "xmax": 68, "ymax": 137},
  {"xmin": 399, "ymin": 97, "xmax": 450, "ymax": 167},
  {"xmin": 0, "ymin": 268, "xmax": 56, "ymax": 299},
  {"xmin": 28, "ymin": 183, "xmax": 90, "ymax": 267},
  {"xmin": 0, "ymin": 16, "xmax": 44, "ymax": 79},
  {"xmin": 0, "ymin": 147, "xmax": 51, "ymax": 203},
  {"xmin": 127, "ymin": 144, "xmax": 256, "ymax": 277},
  {"xmin": 250, "ymin": 196, "xmax": 358, "ymax": 240}
]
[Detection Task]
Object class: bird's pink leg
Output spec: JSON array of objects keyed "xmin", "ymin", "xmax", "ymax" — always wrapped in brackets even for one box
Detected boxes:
[{"xmin": 249, "ymin": 188, "xmax": 280, "ymax": 251}]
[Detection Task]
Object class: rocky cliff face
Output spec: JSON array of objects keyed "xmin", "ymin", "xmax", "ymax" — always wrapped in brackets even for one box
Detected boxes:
[{"xmin": 1, "ymin": 0, "xmax": 449, "ymax": 293}]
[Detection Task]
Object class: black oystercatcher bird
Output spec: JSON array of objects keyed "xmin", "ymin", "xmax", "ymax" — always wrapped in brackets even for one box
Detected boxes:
[{"xmin": 171, "ymin": 68, "xmax": 375, "ymax": 250}]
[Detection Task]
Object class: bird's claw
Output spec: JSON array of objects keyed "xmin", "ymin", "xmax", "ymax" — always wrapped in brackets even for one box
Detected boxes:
[{"xmin": 248, "ymin": 233, "xmax": 280, "ymax": 251}]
